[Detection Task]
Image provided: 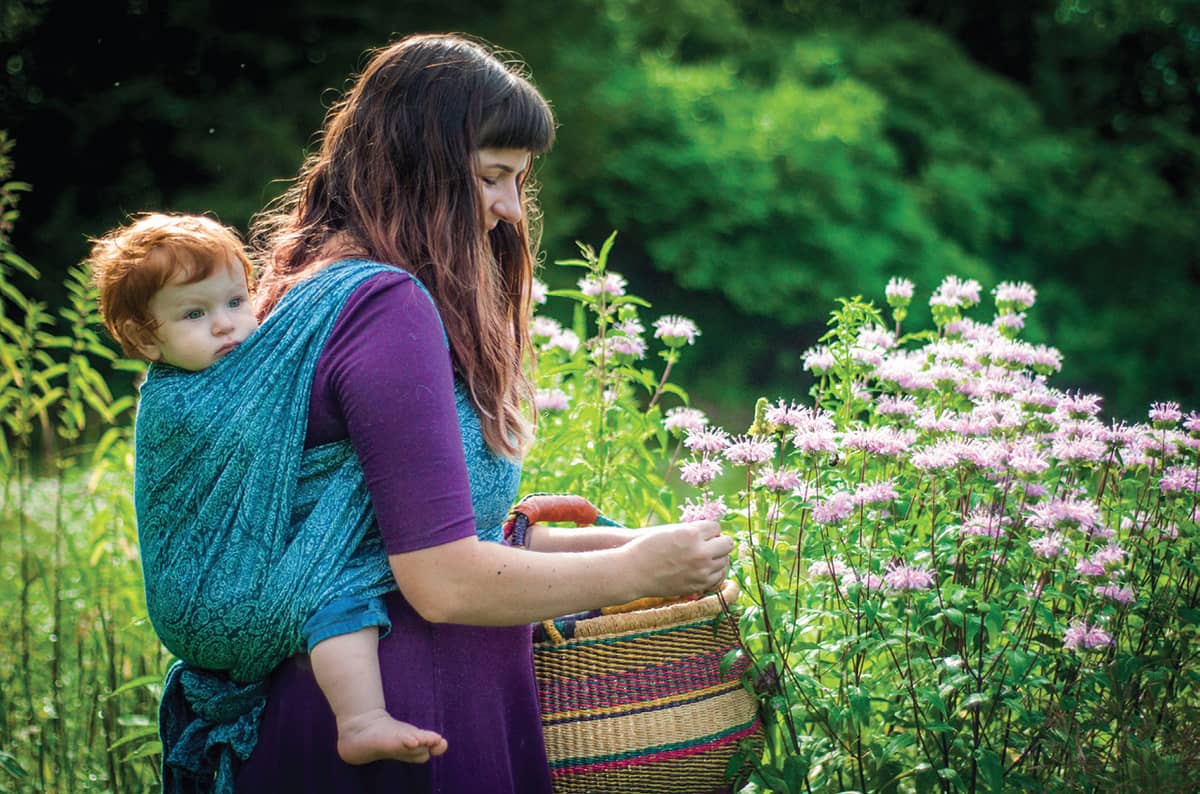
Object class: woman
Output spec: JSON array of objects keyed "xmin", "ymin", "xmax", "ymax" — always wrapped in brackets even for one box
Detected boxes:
[{"xmin": 234, "ymin": 33, "xmax": 732, "ymax": 792}]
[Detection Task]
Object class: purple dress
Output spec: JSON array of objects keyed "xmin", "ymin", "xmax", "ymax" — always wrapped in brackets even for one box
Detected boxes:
[{"xmin": 234, "ymin": 271, "xmax": 552, "ymax": 793}]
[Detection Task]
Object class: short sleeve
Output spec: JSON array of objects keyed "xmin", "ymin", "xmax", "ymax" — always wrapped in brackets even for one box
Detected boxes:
[{"xmin": 306, "ymin": 271, "xmax": 478, "ymax": 554}]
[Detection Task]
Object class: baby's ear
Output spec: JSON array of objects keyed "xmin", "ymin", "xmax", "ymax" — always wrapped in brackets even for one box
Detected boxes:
[{"xmin": 122, "ymin": 320, "xmax": 161, "ymax": 362}]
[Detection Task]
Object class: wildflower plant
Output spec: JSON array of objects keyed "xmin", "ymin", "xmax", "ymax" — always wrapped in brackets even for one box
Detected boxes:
[
  {"xmin": 521, "ymin": 232, "xmax": 699, "ymax": 523},
  {"xmin": 524, "ymin": 253, "xmax": 1200, "ymax": 793}
]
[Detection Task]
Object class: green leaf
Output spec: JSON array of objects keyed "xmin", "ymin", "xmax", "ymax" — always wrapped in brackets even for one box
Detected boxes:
[
  {"xmin": 122, "ymin": 741, "xmax": 163, "ymax": 761},
  {"xmin": 0, "ymin": 751, "xmax": 27, "ymax": 780},
  {"xmin": 106, "ymin": 674, "xmax": 163, "ymax": 699},
  {"xmin": 107, "ymin": 723, "xmax": 160, "ymax": 751}
]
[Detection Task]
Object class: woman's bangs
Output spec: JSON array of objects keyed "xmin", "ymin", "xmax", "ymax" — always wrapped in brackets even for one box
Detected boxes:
[{"xmin": 478, "ymin": 80, "xmax": 555, "ymax": 154}]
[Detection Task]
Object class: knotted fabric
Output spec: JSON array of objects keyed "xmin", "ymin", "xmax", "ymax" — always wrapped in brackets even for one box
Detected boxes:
[{"xmin": 134, "ymin": 259, "xmax": 403, "ymax": 793}]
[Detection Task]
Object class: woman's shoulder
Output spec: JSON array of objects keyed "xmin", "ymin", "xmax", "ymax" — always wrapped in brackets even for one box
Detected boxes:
[{"xmin": 327, "ymin": 262, "xmax": 449, "ymax": 348}]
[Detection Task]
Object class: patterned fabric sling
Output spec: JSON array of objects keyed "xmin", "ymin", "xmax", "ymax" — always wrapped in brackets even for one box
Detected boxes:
[{"xmin": 135, "ymin": 259, "xmax": 402, "ymax": 793}]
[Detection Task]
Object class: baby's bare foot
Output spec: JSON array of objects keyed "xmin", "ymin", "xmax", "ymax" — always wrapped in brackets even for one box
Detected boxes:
[{"xmin": 337, "ymin": 708, "xmax": 449, "ymax": 765}]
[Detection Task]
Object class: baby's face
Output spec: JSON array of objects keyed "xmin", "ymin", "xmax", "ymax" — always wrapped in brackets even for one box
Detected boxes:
[{"xmin": 142, "ymin": 262, "xmax": 258, "ymax": 371}]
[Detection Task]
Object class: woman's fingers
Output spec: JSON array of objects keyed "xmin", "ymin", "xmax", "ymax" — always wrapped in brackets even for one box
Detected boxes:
[{"xmin": 705, "ymin": 533, "xmax": 734, "ymax": 559}]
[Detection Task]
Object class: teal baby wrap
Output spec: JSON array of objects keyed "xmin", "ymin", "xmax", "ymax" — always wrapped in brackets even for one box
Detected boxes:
[{"xmin": 135, "ymin": 260, "xmax": 400, "ymax": 792}]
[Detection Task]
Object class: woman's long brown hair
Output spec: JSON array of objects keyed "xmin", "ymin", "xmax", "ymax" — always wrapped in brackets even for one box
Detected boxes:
[{"xmin": 251, "ymin": 34, "xmax": 555, "ymax": 458}]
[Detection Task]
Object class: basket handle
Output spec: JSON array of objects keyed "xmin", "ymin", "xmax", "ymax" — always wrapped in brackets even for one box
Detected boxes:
[{"xmin": 502, "ymin": 493, "xmax": 621, "ymax": 547}]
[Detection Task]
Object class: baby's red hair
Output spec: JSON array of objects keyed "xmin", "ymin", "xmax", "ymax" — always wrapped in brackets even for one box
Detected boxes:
[{"xmin": 88, "ymin": 213, "xmax": 253, "ymax": 358}]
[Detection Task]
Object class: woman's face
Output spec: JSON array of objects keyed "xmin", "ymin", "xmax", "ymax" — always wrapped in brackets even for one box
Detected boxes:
[{"xmin": 475, "ymin": 148, "xmax": 532, "ymax": 231}]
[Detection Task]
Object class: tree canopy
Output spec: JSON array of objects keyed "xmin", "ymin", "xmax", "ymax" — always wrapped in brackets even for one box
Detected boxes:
[{"xmin": 2, "ymin": 0, "xmax": 1196, "ymax": 419}]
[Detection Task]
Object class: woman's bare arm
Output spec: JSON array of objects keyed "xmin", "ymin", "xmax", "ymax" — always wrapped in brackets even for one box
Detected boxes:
[
  {"xmin": 389, "ymin": 520, "xmax": 731, "ymax": 625},
  {"xmin": 523, "ymin": 523, "xmax": 640, "ymax": 552}
]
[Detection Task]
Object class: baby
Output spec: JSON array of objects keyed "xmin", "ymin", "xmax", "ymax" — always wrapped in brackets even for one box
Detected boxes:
[{"xmin": 89, "ymin": 212, "xmax": 446, "ymax": 766}]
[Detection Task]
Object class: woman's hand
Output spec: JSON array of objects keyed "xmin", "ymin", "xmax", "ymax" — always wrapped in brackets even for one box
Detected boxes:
[{"xmin": 621, "ymin": 521, "xmax": 733, "ymax": 598}]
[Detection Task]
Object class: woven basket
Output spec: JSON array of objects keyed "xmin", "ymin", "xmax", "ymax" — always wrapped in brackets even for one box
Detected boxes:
[{"xmin": 509, "ymin": 496, "xmax": 762, "ymax": 794}]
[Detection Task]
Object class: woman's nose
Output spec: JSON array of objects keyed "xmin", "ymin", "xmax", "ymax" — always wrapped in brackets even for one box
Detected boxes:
[{"xmin": 493, "ymin": 183, "xmax": 523, "ymax": 225}]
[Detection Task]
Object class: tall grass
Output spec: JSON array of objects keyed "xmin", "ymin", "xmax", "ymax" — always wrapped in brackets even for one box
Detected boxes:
[{"xmin": 0, "ymin": 132, "xmax": 164, "ymax": 793}]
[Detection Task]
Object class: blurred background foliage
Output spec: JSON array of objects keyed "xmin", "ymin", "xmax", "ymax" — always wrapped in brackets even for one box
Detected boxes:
[{"xmin": 1, "ymin": 0, "xmax": 1197, "ymax": 422}]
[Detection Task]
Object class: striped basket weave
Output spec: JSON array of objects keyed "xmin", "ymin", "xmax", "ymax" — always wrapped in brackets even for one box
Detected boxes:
[
  {"xmin": 507, "ymin": 494, "xmax": 762, "ymax": 793},
  {"xmin": 532, "ymin": 579, "xmax": 761, "ymax": 794}
]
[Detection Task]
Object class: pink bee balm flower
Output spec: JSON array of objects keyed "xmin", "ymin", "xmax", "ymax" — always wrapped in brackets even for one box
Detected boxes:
[
  {"xmin": 531, "ymin": 316, "xmax": 562, "ymax": 339},
  {"xmin": 853, "ymin": 480, "xmax": 899, "ymax": 506},
  {"xmin": 544, "ymin": 329, "xmax": 580, "ymax": 356},
  {"xmin": 1050, "ymin": 435, "xmax": 1107, "ymax": 465},
  {"xmin": 1063, "ymin": 621, "xmax": 1113, "ymax": 652},
  {"xmin": 1095, "ymin": 583, "xmax": 1135, "ymax": 605},
  {"xmin": 926, "ymin": 363, "xmax": 966, "ymax": 390},
  {"xmin": 1031, "ymin": 345, "xmax": 1063, "ymax": 373},
  {"xmin": 764, "ymin": 400, "xmax": 807, "ymax": 428},
  {"xmin": 1057, "ymin": 391, "xmax": 1103, "ymax": 418},
  {"xmin": 993, "ymin": 313, "xmax": 1026, "ymax": 334},
  {"xmin": 843, "ymin": 571, "xmax": 885, "ymax": 592},
  {"xmin": 1028, "ymin": 496, "xmax": 1100, "ymax": 533},
  {"xmin": 1103, "ymin": 421, "xmax": 1140, "ymax": 448},
  {"xmin": 857, "ymin": 325, "xmax": 897, "ymax": 350},
  {"xmin": 1024, "ymin": 483, "xmax": 1049, "ymax": 500},
  {"xmin": 608, "ymin": 335, "xmax": 646, "ymax": 359},
  {"xmin": 679, "ymin": 494, "xmax": 728, "ymax": 522},
  {"xmin": 1075, "ymin": 558, "xmax": 1106, "ymax": 577},
  {"xmin": 534, "ymin": 388, "xmax": 570, "ymax": 412},
  {"xmin": 987, "ymin": 338, "xmax": 1037, "ymax": 369},
  {"xmin": 684, "ymin": 427, "xmax": 731, "ymax": 453},
  {"xmin": 883, "ymin": 562, "xmax": 935, "ymax": 592},
  {"xmin": 1029, "ymin": 533, "xmax": 1067, "ymax": 559},
  {"xmin": 531, "ymin": 278, "xmax": 549, "ymax": 305},
  {"xmin": 723, "ymin": 436, "xmax": 777, "ymax": 466},
  {"xmin": 802, "ymin": 345, "xmax": 836, "ymax": 375},
  {"xmin": 876, "ymin": 395, "xmax": 918, "ymax": 417},
  {"xmin": 789, "ymin": 406, "xmax": 837, "ymax": 434},
  {"xmin": 812, "ymin": 491, "xmax": 856, "ymax": 524},
  {"xmin": 960, "ymin": 510, "xmax": 1011, "ymax": 539},
  {"xmin": 960, "ymin": 439, "xmax": 1008, "ymax": 471},
  {"xmin": 578, "ymin": 272, "xmax": 627, "ymax": 297},
  {"xmin": 930, "ymin": 276, "xmax": 982, "ymax": 309},
  {"xmin": 652, "ymin": 315, "xmax": 700, "ymax": 347},
  {"xmin": 851, "ymin": 346, "xmax": 885, "ymax": 368},
  {"xmin": 755, "ymin": 467, "xmax": 802, "ymax": 492},
  {"xmin": 843, "ymin": 427, "xmax": 916, "ymax": 456},
  {"xmin": 1149, "ymin": 401, "xmax": 1183, "ymax": 424},
  {"xmin": 1160, "ymin": 465, "xmax": 1200, "ymax": 495},
  {"xmin": 664, "ymin": 407, "xmax": 708, "ymax": 434},
  {"xmin": 808, "ymin": 557, "xmax": 849, "ymax": 580},
  {"xmin": 615, "ymin": 318, "xmax": 645, "ymax": 337},
  {"xmin": 792, "ymin": 428, "xmax": 838, "ymax": 456},
  {"xmin": 910, "ymin": 441, "xmax": 966, "ymax": 471},
  {"xmin": 1007, "ymin": 439, "xmax": 1049, "ymax": 476},
  {"xmin": 1016, "ymin": 384, "xmax": 1059, "ymax": 413},
  {"xmin": 886, "ymin": 277, "xmax": 915, "ymax": 302},
  {"xmin": 1184, "ymin": 412, "xmax": 1200, "ymax": 433},
  {"xmin": 993, "ymin": 281, "xmax": 1037, "ymax": 310},
  {"xmin": 1090, "ymin": 544, "xmax": 1127, "ymax": 568},
  {"xmin": 680, "ymin": 458, "xmax": 723, "ymax": 487}
]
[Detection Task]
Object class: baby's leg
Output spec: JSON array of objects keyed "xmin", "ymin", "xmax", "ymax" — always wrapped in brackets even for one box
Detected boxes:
[{"xmin": 309, "ymin": 628, "xmax": 449, "ymax": 765}]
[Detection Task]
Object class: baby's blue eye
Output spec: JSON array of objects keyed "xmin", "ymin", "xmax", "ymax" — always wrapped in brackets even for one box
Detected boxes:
[
  {"xmin": 229, "ymin": 296, "xmax": 244, "ymax": 308},
  {"xmin": 184, "ymin": 309, "xmax": 204, "ymax": 320}
]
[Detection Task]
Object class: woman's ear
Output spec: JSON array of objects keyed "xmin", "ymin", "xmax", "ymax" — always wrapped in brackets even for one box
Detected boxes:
[{"xmin": 123, "ymin": 320, "xmax": 161, "ymax": 362}]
